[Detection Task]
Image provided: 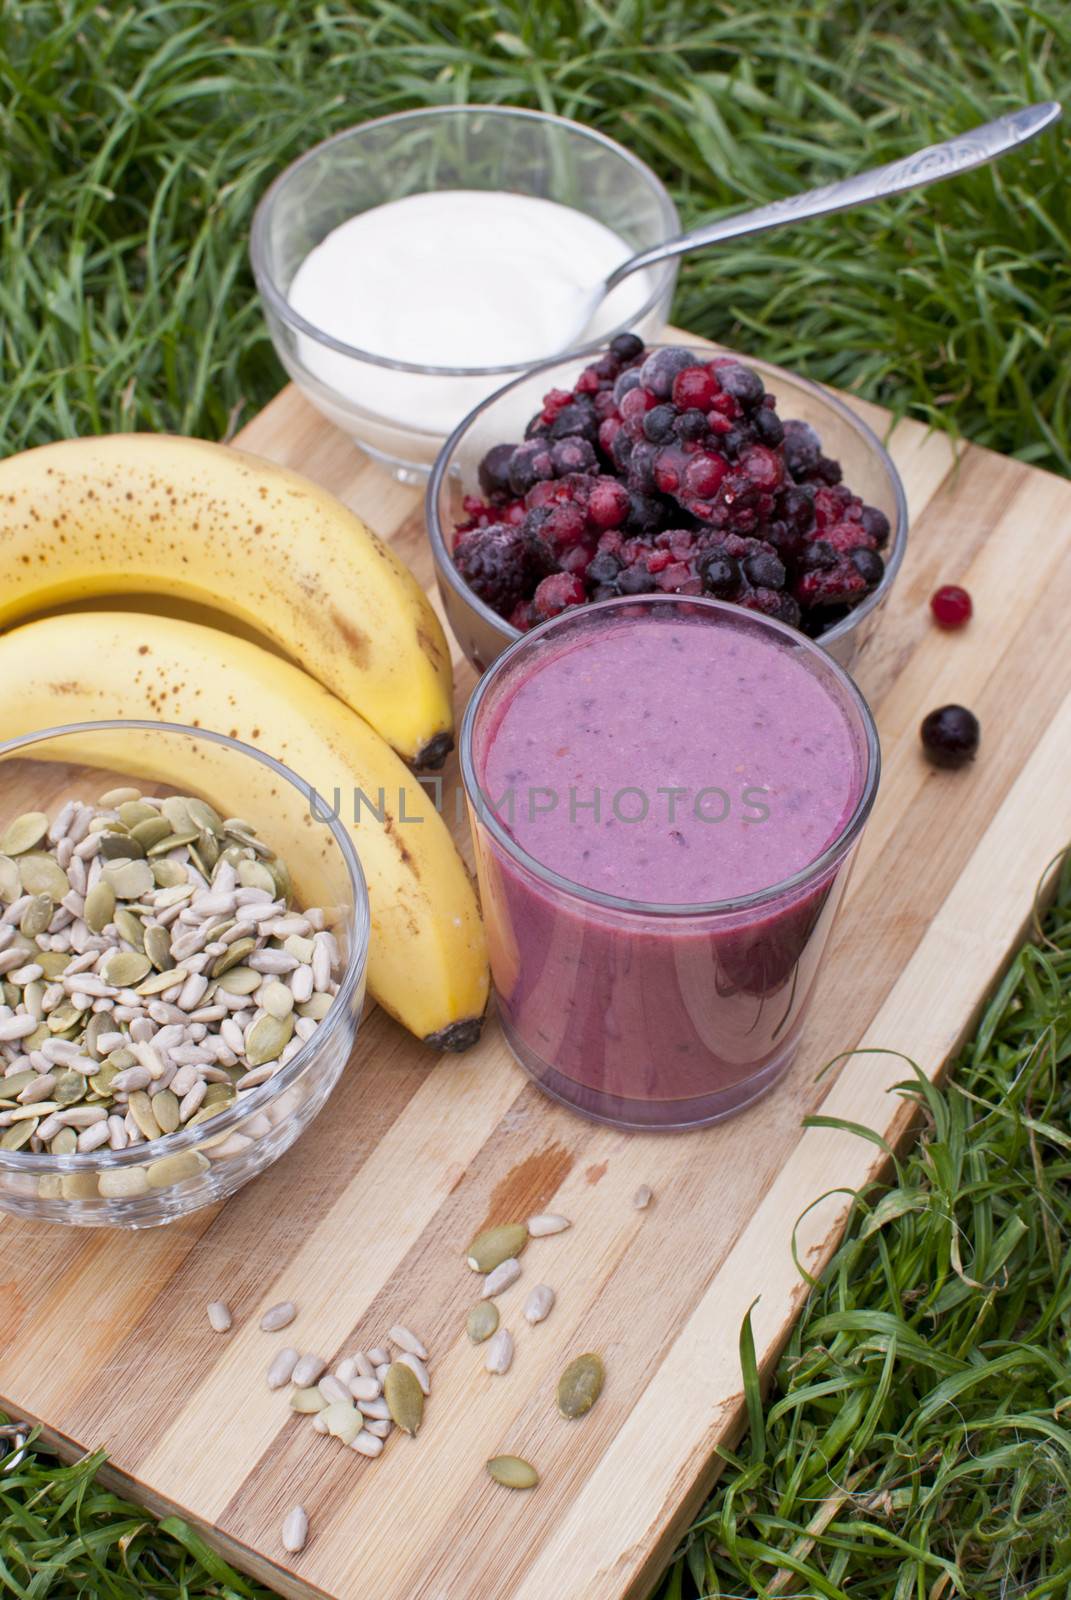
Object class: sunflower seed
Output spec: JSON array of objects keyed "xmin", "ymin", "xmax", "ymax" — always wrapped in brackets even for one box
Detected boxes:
[
  {"xmin": 145, "ymin": 1149, "xmax": 209, "ymax": 1186},
  {"xmin": 362, "ymin": 1417, "xmax": 392, "ymax": 1440},
  {"xmin": 486, "ymin": 1455, "xmax": 539, "ymax": 1490},
  {"xmin": 350, "ymin": 1430, "xmax": 384, "ymax": 1457},
  {"xmin": 467, "ymin": 1222, "xmax": 528, "ymax": 1273},
  {"xmin": 98, "ymin": 1165, "xmax": 149, "ymax": 1197},
  {"xmin": 395, "ymin": 1352, "xmax": 430, "ymax": 1395},
  {"xmin": 207, "ymin": 1300, "xmax": 232, "ymax": 1333},
  {"xmin": 347, "ymin": 1375, "xmax": 382, "ymax": 1402},
  {"xmin": 318, "ymin": 1373, "xmax": 351, "ymax": 1406},
  {"xmin": 267, "ymin": 1347, "xmax": 300, "ymax": 1388},
  {"xmin": 388, "ymin": 1323, "xmax": 428, "ymax": 1361},
  {"xmin": 557, "ymin": 1352, "xmax": 605, "ymax": 1418},
  {"xmin": 292, "ymin": 1353, "xmax": 326, "ymax": 1388},
  {"xmin": 484, "ymin": 1329, "xmax": 514, "ymax": 1375},
  {"xmin": 383, "ymin": 1361, "xmax": 424, "ymax": 1435},
  {"xmin": 260, "ymin": 1300, "xmax": 297, "ymax": 1333},
  {"xmin": 482, "ymin": 1258, "xmax": 522, "ymax": 1299},
  {"xmin": 281, "ymin": 1506, "xmax": 308, "ymax": 1554},
  {"xmin": 633, "ymin": 1184, "xmax": 654, "ymax": 1210},
  {"xmin": 527, "ymin": 1212, "xmax": 572, "ymax": 1237},
  {"xmin": 523, "ymin": 1285, "xmax": 555, "ymax": 1325}
]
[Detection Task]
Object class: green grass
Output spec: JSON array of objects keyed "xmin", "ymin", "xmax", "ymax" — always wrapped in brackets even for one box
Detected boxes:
[
  {"xmin": 2, "ymin": 3, "xmax": 1071, "ymax": 1595},
  {"xmin": 6, "ymin": 856, "xmax": 1071, "ymax": 1598},
  {"xmin": 0, "ymin": 0, "xmax": 1069, "ymax": 467}
]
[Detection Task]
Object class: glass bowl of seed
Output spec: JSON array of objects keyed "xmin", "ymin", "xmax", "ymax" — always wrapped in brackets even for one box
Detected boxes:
[{"xmin": 0, "ymin": 721, "xmax": 369, "ymax": 1227}]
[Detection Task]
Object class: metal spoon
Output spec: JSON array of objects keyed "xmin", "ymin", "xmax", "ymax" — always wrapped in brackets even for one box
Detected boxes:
[{"xmin": 565, "ymin": 100, "xmax": 1061, "ymax": 345}]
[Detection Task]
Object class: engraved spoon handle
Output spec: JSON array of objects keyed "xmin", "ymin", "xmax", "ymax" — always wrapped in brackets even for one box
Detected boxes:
[{"xmin": 604, "ymin": 101, "xmax": 1061, "ymax": 294}]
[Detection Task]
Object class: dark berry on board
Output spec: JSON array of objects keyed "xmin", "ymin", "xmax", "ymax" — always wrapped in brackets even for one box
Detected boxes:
[
  {"xmin": 930, "ymin": 583, "xmax": 972, "ymax": 628},
  {"xmin": 920, "ymin": 705, "xmax": 980, "ymax": 768}
]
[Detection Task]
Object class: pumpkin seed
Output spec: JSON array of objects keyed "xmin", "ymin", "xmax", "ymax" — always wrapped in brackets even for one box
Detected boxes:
[
  {"xmin": 100, "ymin": 832, "xmax": 144, "ymax": 860},
  {"xmin": 19, "ymin": 853, "xmax": 69, "ymax": 898},
  {"xmin": 0, "ymin": 855, "xmax": 21, "ymax": 901},
  {"xmin": 36, "ymin": 950, "xmax": 71, "ymax": 979},
  {"xmin": 298, "ymin": 992, "xmax": 333, "ymax": 1021},
  {"xmin": 49, "ymin": 1126, "xmax": 77, "ymax": 1155},
  {"xmin": 19, "ymin": 894, "xmax": 53, "ymax": 939},
  {"xmin": 213, "ymin": 965, "xmax": 261, "ymax": 996},
  {"xmin": 83, "ymin": 881, "xmax": 117, "ymax": 934},
  {"xmin": 467, "ymin": 1222, "xmax": 529, "ymax": 1273},
  {"xmin": 61, "ymin": 1172, "xmax": 98, "ymax": 1200},
  {"xmin": 212, "ymin": 937, "xmax": 256, "ymax": 977},
  {"xmin": 130, "ymin": 815, "xmax": 173, "ymax": 850},
  {"xmin": 486, "ymin": 1455, "xmax": 539, "ymax": 1490},
  {"xmin": 146, "ymin": 1150, "xmax": 209, "ymax": 1187},
  {"xmin": 259, "ymin": 980, "xmax": 294, "ymax": 1019},
  {"xmin": 99, "ymin": 787, "xmax": 141, "ymax": 806},
  {"xmin": 237, "ymin": 858, "xmax": 276, "ymax": 894},
  {"xmin": 557, "ymin": 1353, "xmax": 605, "ymax": 1419},
  {"xmin": 37, "ymin": 1174, "xmax": 63, "ymax": 1199},
  {"xmin": 47, "ymin": 1002, "xmax": 82, "ymax": 1034},
  {"xmin": 186, "ymin": 797, "xmax": 223, "ymax": 833},
  {"xmin": 99, "ymin": 1167, "xmax": 150, "ymax": 1198},
  {"xmin": 113, "ymin": 907, "xmax": 146, "ymax": 949},
  {"xmin": 323, "ymin": 1400, "xmax": 362, "ymax": 1444},
  {"xmin": 160, "ymin": 796, "xmax": 194, "ymax": 833},
  {"xmin": 102, "ymin": 950, "xmax": 151, "ymax": 988},
  {"xmin": 128, "ymin": 1090, "xmax": 162, "ymax": 1141},
  {"xmin": 269, "ymin": 858, "xmax": 293, "ymax": 905},
  {"xmin": 136, "ymin": 966, "xmax": 188, "ymax": 996},
  {"xmin": 1, "ymin": 1119, "xmax": 36, "ymax": 1150},
  {"xmin": 383, "ymin": 1361, "xmax": 424, "ymax": 1436},
  {"xmin": 118, "ymin": 800, "xmax": 160, "ymax": 830},
  {"xmin": 245, "ymin": 1012, "xmax": 292, "ymax": 1067},
  {"xmin": 143, "ymin": 924, "xmax": 173, "ymax": 970},
  {"xmin": 0, "ymin": 1070, "xmax": 37, "ymax": 1102},
  {"xmin": 202, "ymin": 1082, "xmax": 236, "ymax": 1109},
  {"xmin": 0, "ymin": 812, "xmax": 49, "ymax": 856},
  {"xmin": 151, "ymin": 859, "xmax": 187, "ymax": 889},
  {"xmin": 103, "ymin": 859, "xmax": 153, "ymax": 899},
  {"xmin": 290, "ymin": 1387, "xmax": 328, "ymax": 1413},
  {"xmin": 149, "ymin": 830, "xmax": 200, "ymax": 857},
  {"xmin": 151, "ymin": 1089, "xmax": 180, "ymax": 1134},
  {"xmin": 54, "ymin": 1070, "xmax": 87, "ymax": 1106}
]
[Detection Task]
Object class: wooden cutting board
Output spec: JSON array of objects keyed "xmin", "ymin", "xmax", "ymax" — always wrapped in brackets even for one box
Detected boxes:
[{"xmin": 3, "ymin": 352, "xmax": 1071, "ymax": 1600}]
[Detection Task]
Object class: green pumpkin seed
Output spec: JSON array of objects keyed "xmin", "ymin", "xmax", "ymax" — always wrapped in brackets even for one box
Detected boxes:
[
  {"xmin": 130, "ymin": 815, "xmax": 173, "ymax": 850},
  {"xmin": 36, "ymin": 950, "xmax": 71, "ymax": 979},
  {"xmin": 47, "ymin": 1002, "xmax": 81, "ymax": 1034},
  {"xmin": 557, "ymin": 1353, "xmax": 605, "ymax": 1420},
  {"xmin": 136, "ymin": 967, "xmax": 187, "ymax": 996},
  {"xmin": 160, "ymin": 796, "xmax": 194, "ymax": 834},
  {"xmin": 202, "ymin": 1082, "xmax": 236, "ymax": 1109},
  {"xmin": 19, "ymin": 853, "xmax": 69, "ymax": 899},
  {"xmin": 237, "ymin": 858, "xmax": 276, "ymax": 894},
  {"xmin": 98, "ymin": 1167, "xmax": 150, "ymax": 1198},
  {"xmin": 103, "ymin": 859, "xmax": 153, "ymax": 900},
  {"xmin": 61, "ymin": 1172, "xmax": 98, "ymax": 1200},
  {"xmin": 1, "ymin": 1118, "xmax": 37, "ymax": 1150},
  {"xmin": 99, "ymin": 832, "xmax": 144, "ymax": 860},
  {"xmin": 128, "ymin": 1090, "xmax": 162, "ymax": 1141},
  {"xmin": 0, "ymin": 1070, "xmax": 38, "ymax": 1102},
  {"xmin": 49, "ymin": 1126, "xmax": 78, "ymax": 1156},
  {"xmin": 268, "ymin": 857, "xmax": 293, "ymax": 905},
  {"xmin": 87, "ymin": 815, "xmax": 120, "ymax": 834},
  {"xmin": 19, "ymin": 893, "xmax": 53, "ymax": 939},
  {"xmin": 37, "ymin": 1173, "xmax": 63, "ymax": 1199},
  {"xmin": 144, "ymin": 924, "xmax": 173, "ymax": 971},
  {"xmin": 146, "ymin": 1149, "xmax": 209, "ymax": 1188},
  {"xmin": 90, "ymin": 1063, "xmax": 119, "ymax": 1097},
  {"xmin": 186, "ymin": 796, "xmax": 223, "ymax": 833},
  {"xmin": 213, "ymin": 965, "xmax": 261, "ymax": 996},
  {"xmin": 83, "ymin": 881, "xmax": 117, "ymax": 934},
  {"xmin": 54, "ymin": 1070, "xmax": 87, "ymax": 1106},
  {"xmin": 245, "ymin": 1012, "xmax": 292, "ymax": 1067},
  {"xmin": 467, "ymin": 1301, "xmax": 500, "ymax": 1344},
  {"xmin": 290, "ymin": 1387, "xmax": 328, "ymax": 1414},
  {"xmin": 83, "ymin": 1011, "xmax": 109, "ymax": 1059},
  {"xmin": 383, "ymin": 1361, "xmax": 424, "ymax": 1436},
  {"xmin": 152, "ymin": 884, "xmax": 193, "ymax": 909},
  {"xmin": 0, "ymin": 854, "xmax": 22, "ymax": 902},
  {"xmin": 283, "ymin": 934, "xmax": 315, "ymax": 964},
  {"xmin": 103, "ymin": 1046, "xmax": 136, "ymax": 1072},
  {"xmin": 212, "ymin": 937, "xmax": 256, "ymax": 977},
  {"xmin": 151, "ymin": 1089, "xmax": 180, "ymax": 1134},
  {"xmin": 151, "ymin": 859, "xmax": 187, "ymax": 889},
  {"xmin": 486, "ymin": 1455, "xmax": 539, "ymax": 1490},
  {"xmin": 0, "ymin": 812, "xmax": 49, "ymax": 856},
  {"xmin": 467, "ymin": 1222, "xmax": 529, "ymax": 1274},
  {"xmin": 298, "ymin": 992, "xmax": 334, "ymax": 1021},
  {"xmin": 195, "ymin": 828, "xmax": 220, "ymax": 867},
  {"xmin": 113, "ymin": 907, "xmax": 146, "ymax": 949},
  {"xmin": 102, "ymin": 950, "xmax": 151, "ymax": 988},
  {"xmin": 152, "ymin": 830, "xmax": 201, "ymax": 857},
  {"xmin": 99, "ymin": 787, "xmax": 142, "ymax": 806},
  {"xmin": 259, "ymin": 980, "xmax": 294, "ymax": 1020},
  {"xmin": 118, "ymin": 800, "xmax": 160, "ymax": 830}
]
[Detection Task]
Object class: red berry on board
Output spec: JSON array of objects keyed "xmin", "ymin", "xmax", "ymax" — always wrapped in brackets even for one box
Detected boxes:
[{"xmin": 930, "ymin": 584, "xmax": 972, "ymax": 629}]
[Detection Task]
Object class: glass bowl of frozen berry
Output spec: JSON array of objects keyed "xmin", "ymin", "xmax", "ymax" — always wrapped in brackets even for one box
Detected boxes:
[{"xmin": 426, "ymin": 338, "xmax": 907, "ymax": 672}]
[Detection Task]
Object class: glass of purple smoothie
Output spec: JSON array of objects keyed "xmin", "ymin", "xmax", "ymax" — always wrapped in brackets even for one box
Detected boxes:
[{"xmin": 460, "ymin": 594, "xmax": 880, "ymax": 1129}]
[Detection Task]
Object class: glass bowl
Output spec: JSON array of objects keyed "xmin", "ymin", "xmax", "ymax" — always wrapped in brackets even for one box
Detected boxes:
[
  {"xmin": 250, "ymin": 105, "xmax": 679, "ymax": 481},
  {"xmin": 0, "ymin": 722, "xmax": 369, "ymax": 1228},
  {"xmin": 426, "ymin": 344, "xmax": 909, "ymax": 673}
]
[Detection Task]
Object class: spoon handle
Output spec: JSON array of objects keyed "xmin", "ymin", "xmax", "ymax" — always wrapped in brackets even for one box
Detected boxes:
[{"xmin": 605, "ymin": 101, "xmax": 1061, "ymax": 294}]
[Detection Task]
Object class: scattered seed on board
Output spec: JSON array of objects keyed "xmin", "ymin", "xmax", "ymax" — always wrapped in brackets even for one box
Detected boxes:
[
  {"xmin": 267, "ymin": 1348, "xmax": 300, "ymax": 1389},
  {"xmin": 633, "ymin": 1184, "xmax": 654, "ymax": 1210},
  {"xmin": 290, "ymin": 1387, "xmax": 327, "ymax": 1413},
  {"xmin": 318, "ymin": 1373, "xmax": 351, "ymax": 1406},
  {"xmin": 206, "ymin": 1300, "xmax": 232, "ymax": 1333},
  {"xmin": 487, "ymin": 1455, "xmax": 539, "ymax": 1490},
  {"xmin": 351, "ymin": 1430, "xmax": 384, "ymax": 1458},
  {"xmin": 396, "ymin": 1351, "xmax": 431, "ymax": 1396},
  {"xmin": 467, "ymin": 1301, "xmax": 500, "ymax": 1344},
  {"xmin": 260, "ymin": 1301, "xmax": 297, "ymax": 1333},
  {"xmin": 558, "ymin": 1352, "xmax": 605, "ymax": 1419},
  {"xmin": 388, "ymin": 1323, "xmax": 428, "ymax": 1361},
  {"xmin": 484, "ymin": 1329, "xmax": 514, "ymax": 1375},
  {"xmin": 367, "ymin": 1346, "xmax": 390, "ymax": 1367},
  {"xmin": 281, "ymin": 1506, "xmax": 308, "ymax": 1554},
  {"xmin": 348, "ymin": 1376, "xmax": 382, "ymax": 1403},
  {"xmin": 523, "ymin": 1285, "xmax": 555, "ymax": 1325},
  {"xmin": 467, "ymin": 1222, "xmax": 528, "ymax": 1273},
  {"xmin": 383, "ymin": 1361, "xmax": 424, "ymax": 1435},
  {"xmin": 292, "ymin": 1353, "xmax": 326, "ymax": 1388},
  {"xmin": 526, "ymin": 1213, "xmax": 571, "ymax": 1238},
  {"xmin": 482, "ymin": 1258, "xmax": 522, "ymax": 1299}
]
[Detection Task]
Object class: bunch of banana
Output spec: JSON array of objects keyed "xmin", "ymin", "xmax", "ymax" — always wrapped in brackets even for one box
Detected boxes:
[{"xmin": 0, "ymin": 437, "xmax": 488, "ymax": 1050}]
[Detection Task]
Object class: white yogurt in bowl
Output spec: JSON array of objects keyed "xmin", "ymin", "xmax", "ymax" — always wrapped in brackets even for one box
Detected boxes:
[{"xmin": 251, "ymin": 108, "xmax": 680, "ymax": 477}]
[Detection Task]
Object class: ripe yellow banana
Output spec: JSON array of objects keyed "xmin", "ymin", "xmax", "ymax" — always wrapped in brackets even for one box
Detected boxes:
[
  {"xmin": 0, "ymin": 612, "xmax": 488, "ymax": 1049},
  {"xmin": 0, "ymin": 434, "xmax": 454, "ymax": 769}
]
